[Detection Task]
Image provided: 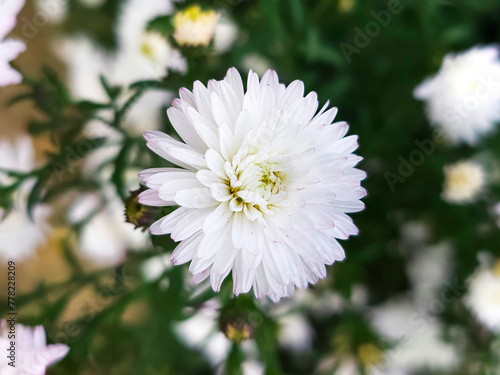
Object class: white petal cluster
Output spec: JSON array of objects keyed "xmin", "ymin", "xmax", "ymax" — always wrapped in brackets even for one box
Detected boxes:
[
  {"xmin": 139, "ymin": 68, "xmax": 366, "ymax": 301},
  {"xmin": 0, "ymin": 0, "xmax": 26, "ymax": 86},
  {"xmin": 414, "ymin": 46, "xmax": 500, "ymax": 145},
  {"xmin": 0, "ymin": 137, "xmax": 51, "ymax": 262},
  {"xmin": 464, "ymin": 261, "xmax": 500, "ymax": 333},
  {"xmin": 0, "ymin": 319, "xmax": 69, "ymax": 374},
  {"xmin": 441, "ymin": 160, "xmax": 485, "ymax": 204}
]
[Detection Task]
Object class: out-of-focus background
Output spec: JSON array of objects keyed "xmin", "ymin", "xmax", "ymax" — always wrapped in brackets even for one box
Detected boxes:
[{"xmin": 1, "ymin": 0, "xmax": 500, "ymax": 374}]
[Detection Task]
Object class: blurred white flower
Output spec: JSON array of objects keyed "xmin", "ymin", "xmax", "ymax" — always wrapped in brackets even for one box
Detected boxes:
[
  {"xmin": 241, "ymin": 360, "xmax": 264, "ymax": 375},
  {"xmin": 139, "ymin": 68, "xmax": 366, "ymax": 301},
  {"xmin": 74, "ymin": 193, "xmax": 150, "ymax": 266},
  {"xmin": 56, "ymin": 36, "xmax": 111, "ymax": 102},
  {"xmin": 0, "ymin": 137, "xmax": 51, "ymax": 261},
  {"xmin": 0, "ymin": 0, "xmax": 26, "ymax": 86},
  {"xmin": 400, "ymin": 220, "xmax": 431, "ymax": 245},
  {"xmin": 58, "ymin": 1, "xmax": 184, "ymax": 135},
  {"xmin": 241, "ymin": 54, "xmax": 272, "ymax": 77},
  {"xmin": 464, "ymin": 260, "xmax": 500, "ymax": 333},
  {"xmin": 414, "ymin": 46, "xmax": 500, "ymax": 145},
  {"xmin": 115, "ymin": 0, "xmax": 186, "ymax": 83},
  {"xmin": 173, "ymin": 5, "xmax": 219, "ymax": 47},
  {"xmin": 0, "ymin": 205, "xmax": 51, "ymax": 262},
  {"xmin": 141, "ymin": 253, "xmax": 173, "ymax": 282},
  {"xmin": 442, "ymin": 160, "xmax": 485, "ymax": 204},
  {"xmin": 213, "ymin": 16, "xmax": 238, "ymax": 54},
  {"xmin": 35, "ymin": 0, "xmax": 68, "ymax": 24},
  {"xmin": 175, "ymin": 299, "xmax": 231, "ymax": 366},
  {"xmin": 0, "ymin": 319, "xmax": 69, "ymax": 374},
  {"xmin": 370, "ymin": 299, "xmax": 461, "ymax": 372},
  {"xmin": 278, "ymin": 313, "xmax": 313, "ymax": 352},
  {"xmin": 407, "ymin": 241, "xmax": 453, "ymax": 304}
]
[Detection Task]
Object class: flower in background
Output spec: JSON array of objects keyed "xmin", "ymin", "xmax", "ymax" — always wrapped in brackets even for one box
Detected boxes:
[
  {"xmin": 35, "ymin": 0, "xmax": 68, "ymax": 24},
  {"xmin": 0, "ymin": 0, "xmax": 26, "ymax": 86},
  {"xmin": 0, "ymin": 137, "xmax": 51, "ymax": 261},
  {"xmin": 370, "ymin": 299, "xmax": 462, "ymax": 373},
  {"xmin": 441, "ymin": 160, "xmax": 485, "ymax": 204},
  {"xmin": 414, "ymin": 46, "xmax": 500, "ymax": 145},
  {"xmin": 278, "ymin": 313, "xmax": 314, "ymax": 352},
  {"xmin": 0, "ymin": 319, "xmax": 69, "ymax": 374},
  {"xmin": 139, "ymin": 68, "xmax": 366, "ymax": 301},
  {"xmin": 115, "ymin": 0, "xmax": 186, "ymax": 83},
  {"xmin": 213, "ymin": 16, "xmax": 238, "ymax": 54},
  {"xmin": 241, "ymin": 54, "xmax": 273, "ymax": 77},
  {"xmin": 173, "ymin": 5, "xmax": 219, "ymax": 47},
  {"xmin": 464, "ymin": 259, "xmax": 500, "ymax": 333},
  {"xmin": 69, "ymin": 191, "xmax": 150, "ymax": 267},
  {"xmin": 407, "ymin": 241, "xmax": 453, "ymax": 304},
  {"xmin": 175, "ymin": 299, "xmax": 232, "ymax": 367},
  {"xmin": 57, "ymin": 0, "xmax": 186, "ymax": 136}
]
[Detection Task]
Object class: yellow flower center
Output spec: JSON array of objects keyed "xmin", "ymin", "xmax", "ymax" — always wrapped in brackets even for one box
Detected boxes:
[
  {"xmin": 358, "ymin": 344, "xmax": 384, "ymax": 367},
  {"xmin": 140, "ymin": 43, "xmax": 154, "ymax": 59},
  {"xmin": 173, "ymin": 5, "xmax": 215, "ymax": 28}
]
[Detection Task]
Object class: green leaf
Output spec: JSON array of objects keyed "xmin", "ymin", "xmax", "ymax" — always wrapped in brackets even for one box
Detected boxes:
[
  {"xmin": 111, "ymin": 139, "xmax": 134, "ymax": 200},
  {"xmin": 129, "ymin": 80, "xmax": 165, "ymax": 91},
  {"xmin": 26, "ymin": 169, "xmax": 50, "ymax": 220},
  {"xmin": 147, "ymin": 15, "xmax": 174, "ymax": 37},
  {"xmin": 289, "ymin": 0, "xmax": 305, "ymax": 29},
  {"xmin": 27, "ymin": 120, "xmax": 54, "ymax": 135},
  {"xmin": 258, "ymin": 0, "xmax": 285, "ymax": 37},
  {"xmin": 100, "ymin": 75, "xmax": 122, "ymax": 100},
  {"xmin": 7, "ymin": 92, "xmax": 33, "ymax": 107}
]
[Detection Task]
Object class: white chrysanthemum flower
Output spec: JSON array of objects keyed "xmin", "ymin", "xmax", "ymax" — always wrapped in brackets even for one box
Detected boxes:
[
  {"xmin": 173, "ymin": 5, "xmax": 219, "ymax": 47},
  {"xmin": 414, "ymin": 46, "xmax": 500, "ymax": 145},
  {"xmin": 464, "ymin": 260, "xmax": 500, "ymax": 332},
  {"xmin": 0, "ymin": 137, "xmax": 51, "ymax": 261},
  {"xmin": 370, "ymin": 299, "xmax": 461, "ymax": 372},
  {"xmin": 0, "ymin": 319, "xmax": 69, "ymax": 374},
  {"xmin": 442, "ymin": 160, "xmax": 485, "ymax": 204},
  {"xmin": 139, "ymin": 68, "xmax": 366, "ymax": 301},
  {"xmin": 0, "ymin": 0, "xmax": 26, "ymax": 86}
]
